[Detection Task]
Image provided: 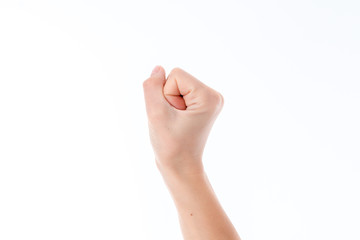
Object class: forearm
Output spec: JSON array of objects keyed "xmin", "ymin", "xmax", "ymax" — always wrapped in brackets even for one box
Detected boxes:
[
  {"xmin": 157, "ymin": 161, "xmax": 241, "ymax": 240},
  {"xmin": 144, "ymin": 66, "xmax": 239, "ymax": 239}
]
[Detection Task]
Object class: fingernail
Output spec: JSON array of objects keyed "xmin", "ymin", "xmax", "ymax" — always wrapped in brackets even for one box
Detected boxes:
[{"xmin": 151, "ymin": 65, "xmax": 161, "ymax": 76}]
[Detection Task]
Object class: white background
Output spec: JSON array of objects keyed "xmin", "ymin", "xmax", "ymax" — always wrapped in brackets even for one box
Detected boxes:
[{"xmin": 0, "ymin": 1, "xmax": 359, "ymax": 239}]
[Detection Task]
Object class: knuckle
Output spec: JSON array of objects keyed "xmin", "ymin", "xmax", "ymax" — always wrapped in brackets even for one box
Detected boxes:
[
  {"xmin": 206, "ymin": 90, "xmax": 224, "ymax": 110},
  {"xmin": 142, "ymin": 78, "xmax": 153, "ymax": 88},
  {"xmin": 169, "ymin": 67, "xmax": 184, "ymax": 76},
  {"xmin": 217, "ymin": 92, "xmax": 224, "ymax": 107}
]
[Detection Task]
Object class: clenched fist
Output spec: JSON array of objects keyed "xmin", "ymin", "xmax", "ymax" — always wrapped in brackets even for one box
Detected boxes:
[{"xmin": 143, "ymin": 66, "xmax": 224, "ymax": 175}]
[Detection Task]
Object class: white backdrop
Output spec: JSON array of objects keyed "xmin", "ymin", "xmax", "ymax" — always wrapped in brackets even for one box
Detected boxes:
[{"xmin": 0, "ymin": 1, "xmax": 359, "ymax": 239}]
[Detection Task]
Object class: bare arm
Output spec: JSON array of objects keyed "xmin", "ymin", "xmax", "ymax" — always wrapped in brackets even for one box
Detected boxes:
[
  {"xmin": 143, "ymin": 65, "xmax": 241, "ymax": 240},
  {"xmin": 158, "ymin": 163, "xmax": 240, "ymax": 240}
]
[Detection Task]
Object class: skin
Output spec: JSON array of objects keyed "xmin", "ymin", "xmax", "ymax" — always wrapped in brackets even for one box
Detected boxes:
[{"xmin": 143, "ymin": 65, "xmax": 241, "ymax": 240}]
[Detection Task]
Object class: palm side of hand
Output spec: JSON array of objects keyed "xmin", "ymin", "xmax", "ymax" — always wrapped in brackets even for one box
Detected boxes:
[{"xmin": 143, "ymin": 66, "xmax": 224, "ymax": 173}]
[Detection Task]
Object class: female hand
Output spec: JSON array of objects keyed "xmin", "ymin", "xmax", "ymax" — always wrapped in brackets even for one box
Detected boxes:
[{"xmin": 143, "ymin": 65, "xmax": 224, "ymax": 175}]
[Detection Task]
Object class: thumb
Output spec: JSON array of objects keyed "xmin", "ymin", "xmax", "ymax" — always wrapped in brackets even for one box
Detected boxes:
[{"xmin": 143, "ymin": 65, "xmax": 168, "ymax": 118}]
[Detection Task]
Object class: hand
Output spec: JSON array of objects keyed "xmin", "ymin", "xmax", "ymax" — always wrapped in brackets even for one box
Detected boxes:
[
  {"xmin": 143, "ymin": 66, "xmax": 240, "ymax": 240},
  {"xmin": 143, "ymin": 66, "xmax": 224, "ymax": 175}
]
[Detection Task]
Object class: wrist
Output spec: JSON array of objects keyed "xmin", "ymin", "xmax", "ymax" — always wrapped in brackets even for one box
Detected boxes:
[
  {"xmin": 155, "ymin": 158, "xmax": 205, "ymax": 182},
  {"xmin": 155, "ymin": 160, "xmax": 210, "ymax": 206}
]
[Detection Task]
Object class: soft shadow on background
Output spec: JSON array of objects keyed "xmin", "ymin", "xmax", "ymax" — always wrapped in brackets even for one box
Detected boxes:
[{"xmin": 0, "ymin": 1, "xmax": 359, "ymax": 240}]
